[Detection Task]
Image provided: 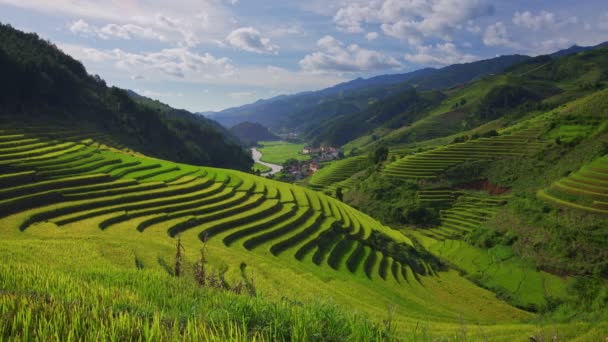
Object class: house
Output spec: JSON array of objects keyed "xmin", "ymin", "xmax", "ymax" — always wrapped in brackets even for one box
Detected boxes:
[{"xmin": 302, "ymin": 146, "xmax": 321, "ymax": 155}]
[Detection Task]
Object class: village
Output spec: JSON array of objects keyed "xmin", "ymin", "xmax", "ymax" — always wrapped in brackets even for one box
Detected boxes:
[{"xmin": 278, "ymin": 145, "xmax": 343, "ymax": 181}]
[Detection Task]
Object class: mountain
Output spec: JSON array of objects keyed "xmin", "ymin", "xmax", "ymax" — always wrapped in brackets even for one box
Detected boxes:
[
  {"xmin": 0, "ymin": 23, "xmax": 252, "ymax": 171},
  {"xmin": 229, "ymin": 121, "xmax": 278, "ymax": 145},
  {"xmin": 549, "ymin": 41, "xmax": 608, "ymax": 58},
  {"xmin": 206, "ymin": 55, "xmax": 532, "ymax": 132},
  {"xmin": 313, "ymin": 44, "xmax": 608, "ymax": 150}
]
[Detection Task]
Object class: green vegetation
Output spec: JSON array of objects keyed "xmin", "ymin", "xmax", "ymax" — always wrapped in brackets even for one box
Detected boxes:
[
  {"xmin": 257, "ymin": 140, "xmax": 310, "ymax": 165},
  {"xmin": 252, "ymin": 162, "xmax": 271, "ymax": 174},
  {"xmin": 229, "ymin": 122, "xmax": 278, "ymax": 146},
  {"xmin": 4, "ymin": 124, "xmax": 604, "ymax": 340}
]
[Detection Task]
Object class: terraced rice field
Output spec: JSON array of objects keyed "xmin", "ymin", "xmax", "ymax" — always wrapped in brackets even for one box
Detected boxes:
[
  {"xmin": 418, "ymin": 188, "xmax": 459, "ymax": 208},
  {"xmin": 538, "ymin": 155, "xmax": 608, "ymax": 214},
  {"xmin": 1, "ymin": 124, "xmax": 601, "ymax": 339},
  {"xmin": 411, "ymin": 191, "xmax": 570, "ymax": 310},
  {"xmin": 0, "ymin": 126, "xmax": 430, "ymax": 285},
  {"xmin": 308, "ymin": 155, "xmax": 369, "ymax": 192},
  {"xmin": 383, "ymin": 125, "xmax": 547, "ymax": 180},
  {"xmin": 417, "ymin": 191, "xmax": 510, "ymax": 240}
]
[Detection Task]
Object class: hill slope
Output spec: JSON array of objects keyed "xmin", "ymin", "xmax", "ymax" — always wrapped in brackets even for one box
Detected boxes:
[
  {"xmin": 0, "ymin": 122, "xmax": 573, "ymax": 339},
  {"xmin": 229, "ymin": 122, "xmax": 278, "ymax": 146},
  {"xmin": 0, "ymin": 23, "xmax": 251, "ymax": 171},
  {"xmin": 206, "ymin": 55, "xmax": 532, "ymax": 132}
]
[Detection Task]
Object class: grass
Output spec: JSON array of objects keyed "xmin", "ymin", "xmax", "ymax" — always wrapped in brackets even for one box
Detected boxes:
[
  {"xmin": 252, "ymin": 162, "xmax": 271, "ymax": 173},
  {"xmin": 257, "ymin": 140, "xmax": 310, "ymax": 165},
  {"xmin": 0, "ymin": 124, "xmax": 606, "ymax": 340}
]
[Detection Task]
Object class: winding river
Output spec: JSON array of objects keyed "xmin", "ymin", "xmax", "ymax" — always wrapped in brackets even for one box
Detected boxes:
[{"xmin": 251, "ymin": 147, "xmax": 283, "ymax": 176}]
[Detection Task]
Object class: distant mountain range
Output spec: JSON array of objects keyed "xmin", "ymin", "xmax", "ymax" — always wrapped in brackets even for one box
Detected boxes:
[{"xmin": 203, "ymin": 42, "xmax": 608, "ymax": 137}]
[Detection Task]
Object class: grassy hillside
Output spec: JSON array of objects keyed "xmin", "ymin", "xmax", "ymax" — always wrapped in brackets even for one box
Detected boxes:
[
  {"xmin": 339, "ymin": 47, "xmax": 608, "ymax": 157},
  {"xmin": 4, "ymin": 122, "xmax": 608, "ymax": 340},
  {"xmin": 337, "ymin": 84, "xmax": 608, "ymax": 335}
]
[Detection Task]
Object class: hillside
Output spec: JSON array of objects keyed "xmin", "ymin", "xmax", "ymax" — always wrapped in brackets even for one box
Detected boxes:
[
  {"xmin": 207, "ymin": 55, "xmax": 532, "ymax": 132},
  {"xmin": 229, "ymin": 122, "xmax": 278, "ymax": 146},
  {"xmin": 0, "ymin": 23, "xmax": 251, "ymax": 171},
  {"xmin": 322, "ymin": 76, "xmax": 608, "ymax": 322},
  {"xmin": 0, "ymin": 122, "xmax": 548, "ymax": 339},
  {"xmin": 335, "ymin": 45, "xmax": 608, "ymax": 154}
]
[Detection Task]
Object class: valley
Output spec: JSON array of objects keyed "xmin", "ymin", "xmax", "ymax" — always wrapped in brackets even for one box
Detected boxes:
[{"xmin": 1, "ymin": 13, "xmax": 608, "ymax": 341}]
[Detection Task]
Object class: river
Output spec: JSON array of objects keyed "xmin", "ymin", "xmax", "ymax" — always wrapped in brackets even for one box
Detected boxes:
[{"xmin": 251, "ymin": 147, "xmax": 283, "ymax": 176}]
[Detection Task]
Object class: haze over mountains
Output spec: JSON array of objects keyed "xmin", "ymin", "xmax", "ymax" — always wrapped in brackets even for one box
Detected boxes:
[{"xmin": 206, "ymin": 42, "xmax": 608, "ymax": 136}]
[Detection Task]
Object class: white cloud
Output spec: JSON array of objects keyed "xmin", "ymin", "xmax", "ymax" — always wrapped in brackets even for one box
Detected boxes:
[
  {"xmin": 533, "ymin": 38, "xmax": 572, "ymax": 55},
  {"xmin": 513, "ymin": 11, "xmax": 555, "ymax": 31},
  {"xmin": 70, "ymin": 19, "xmax": 167, "ymax": 42},
  {"xmin": 69, "ymin": 19, "xmax": 93, "ymax": 35},
  {"xmin": 366, "ymin": 32, "xmax": 379, "ymax": 41},
  {"xmin": 4, "ymin": 0, "xmax": 233, "ymax": 47},
  {"xmin": 483, "ymin": 22, "xmax": 518, "ymax": 48},
  {"xmin": 405, "ymin": 43, "xmax": 477, "ymax": 66},
  {"xmin": 512, "ymin": 10, "xmax": 577, "ymax": 31},
  {"xmin": 60, "ymin": 44, "xmax": 234, "ymax": 79},
  {"xmin": 299, "ymin": 35, "xmax": 401, "ymax": 73},
  {"xmin": 333, "ymin": 0, "xmax": 494, "ymax": 43},
  {"xmin": 226, "ymin": 27, "xmax": 279, "ymax": 54},
  {"xmin": 58, "ymin": 43, "xmax": 346, "ymax": 92},
  {"xmin": 334, "ymin": 3, "xmax": 372, "ymax": 33}
]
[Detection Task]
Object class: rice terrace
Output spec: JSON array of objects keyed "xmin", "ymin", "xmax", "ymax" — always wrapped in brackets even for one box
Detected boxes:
[{"xmin": 1, "ymin": 1, "xmax": 608, "ymax": 341}]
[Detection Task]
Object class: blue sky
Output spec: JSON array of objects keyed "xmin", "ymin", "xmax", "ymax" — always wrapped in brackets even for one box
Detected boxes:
[{"xmin": 1, "ymin": 0, "xmax": 607, "ymax": 112}]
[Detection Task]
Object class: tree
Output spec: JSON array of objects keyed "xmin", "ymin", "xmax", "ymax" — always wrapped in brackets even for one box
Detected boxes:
[
  {"xmin": 335, "ymin": 187, "xmax": 344, "ymax": 201},
  {"xmin": 371, "ymin": 144, "xmax": 389, "ymax": 164}
]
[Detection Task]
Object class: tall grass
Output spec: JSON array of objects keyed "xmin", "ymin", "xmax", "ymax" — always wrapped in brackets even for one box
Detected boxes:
[{"xmin": 0, "ymin": 263, "xmax": 393, "ymax": 341}]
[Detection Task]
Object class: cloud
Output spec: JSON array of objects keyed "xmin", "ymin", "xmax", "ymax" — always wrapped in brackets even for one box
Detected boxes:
[
  {"xmin": 405, "ymin": 43, "xmax": 477, "ymax": 66},
  {"xmin": 512, "ymin": 11, "xmax": 556, "ymax": 31},
  {"xmin": 70, "ymin": 19, "xmax": 167, "ymax": 42},
  {"xmin": 366, "ymin": 32, "xmax": 379, "ymax": 41},
  {"xmin": 512, "ymin": 10, "xmax": 577, "ymax": 31},
  {"xmin": 334, "ymin": 3, "xmax": 372, "ymax": 33},
  {"xmin": 3, "ymin": 0, "xmax": 233, "ymax": 47},
  {"xmin": 60, "ymin": 44, "xmax": 234, "ymax": 79},
  {"xmin": 299, "ymin": 35, "xmax": 401, "ymax": 72},
  {"xmin": 483, "ymin": 22, "xmax": 518, "ymax": 48},
  {"xmin": 69, "ymin": 19, "xmax": 93, "ymax": 35},
  {"xmin": 533, "ymin": 38, "xmax": 572, "ymax": 55},
  {"xmin": 333, "ymin": 0, "xmax": 494, "ymax": 43},
  {"xmin": 226, "ymin": 27, "xmax": 279, "ymax": 54},
  {"xmin": 58, "ymin": 43, "xmax": 346, "ymax": 92}
]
